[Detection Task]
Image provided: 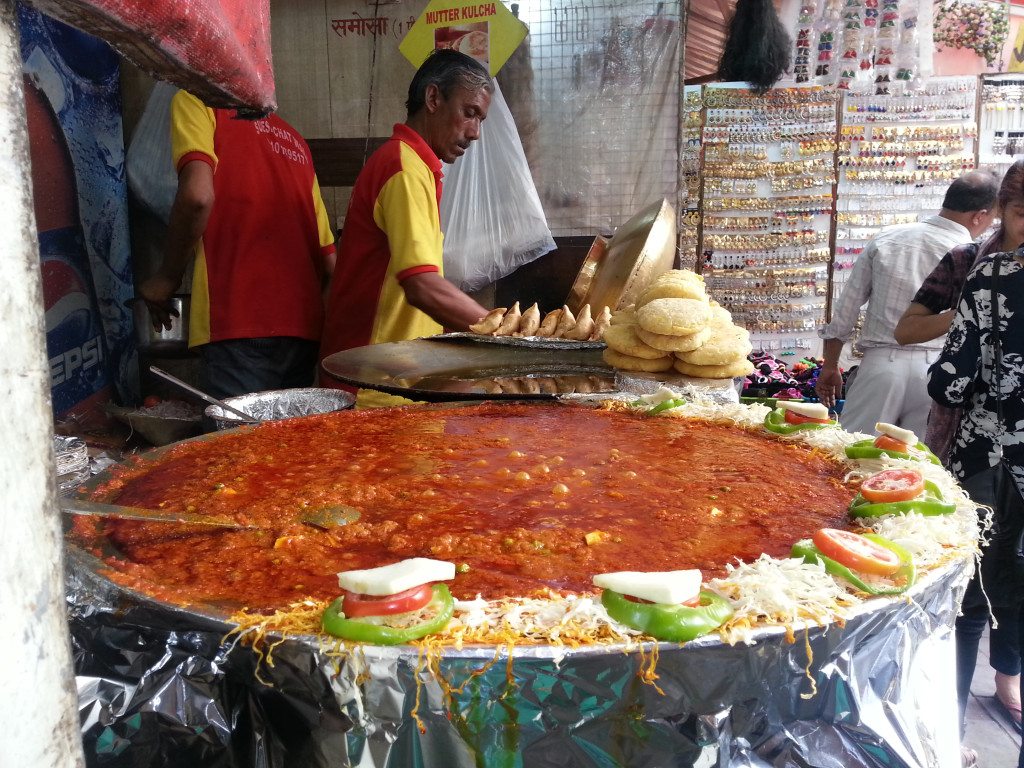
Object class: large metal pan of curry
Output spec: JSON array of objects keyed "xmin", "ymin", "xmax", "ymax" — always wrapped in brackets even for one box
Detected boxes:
[{"xmin": 68, "ymin": 397, "xmax": 858, "ymax": 627}]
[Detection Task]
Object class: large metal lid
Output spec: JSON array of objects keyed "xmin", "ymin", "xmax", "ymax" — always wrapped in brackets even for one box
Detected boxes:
[{"xmin": 567, "ymin": 198, "xmax": 677, "ymax": 314}]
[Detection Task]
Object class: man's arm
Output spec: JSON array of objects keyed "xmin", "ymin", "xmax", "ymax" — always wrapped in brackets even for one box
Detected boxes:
[
  {"xmin": 401, "ymin": 271, "xmax": 488, "ymax": 331},
  {"xmin": 814, "ymin": 244, "xmax": 876, "ymax": 408},
  {"xmin": 138, "ymin": 160, "xmax": 215, "ymax": 329},
  {"xmin": 815, "ymin": 337, "xmax": 845, "ymax": 409},
  {"xmin": 893, "ymin": 302, "xmax": 955, "ymax": 345}
]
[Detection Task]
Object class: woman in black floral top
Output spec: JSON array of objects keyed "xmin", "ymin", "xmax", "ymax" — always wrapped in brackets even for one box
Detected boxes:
[
  {"xmin": 928, "ymin": 249, "xmax": 1024, "ymax": 767},
  {"xmin": 928, "ymin": 252, "xmax": 1024, "ymax": 494}
]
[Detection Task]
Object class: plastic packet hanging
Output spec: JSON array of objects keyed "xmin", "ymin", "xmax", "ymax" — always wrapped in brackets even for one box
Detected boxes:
[
  {"xmin": 126, "ymin": 81, "xmax": 179, "ymax": 224},
  {"xmin": 440, "ymin": 80, "xmax": 555, "ymax": 293}
]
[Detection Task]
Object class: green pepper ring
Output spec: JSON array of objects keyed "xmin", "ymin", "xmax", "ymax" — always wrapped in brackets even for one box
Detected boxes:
[
  {"xmin": 647, "ymin": 397, "xmax": 686, "ymax": 415},
  {"xmin": 763, "ymin": 408, "xmax": 837, "ymax": 435},
  {"xmin": 601, "ymin": 588, "xmax": 734, "ymax": 642},
  {"xmin": 844, "ymin": 439, "xmax": 942, "ymax": 465},
  {"xmin": 321, "ymin": 584, "xmax": 455, "ymax": 645},
  {"xmin": 791, "ymin": 534, "xmax": 915, "ymax": 595},
  {"xmin": 848, "ymin": 480, "xmax": 955, "ymax": 517}
]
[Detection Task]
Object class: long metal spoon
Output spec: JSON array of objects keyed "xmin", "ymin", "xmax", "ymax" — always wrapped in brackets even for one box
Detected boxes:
[
  {"xmin": 61, "ymin": 497, "xmax": 253, "ymax": 529},
  {"xmin": 61, "ymin": 498, "xmax": 361, "ymax": 530},
  {"xmin": 149, "ymin": 365, "xmax": 258, "ymax": 423}
]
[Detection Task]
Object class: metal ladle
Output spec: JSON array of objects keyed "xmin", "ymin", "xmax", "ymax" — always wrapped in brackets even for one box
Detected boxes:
[{"xmin": 148, "ymin": 365, "xmax": 258, "ymax": 423}]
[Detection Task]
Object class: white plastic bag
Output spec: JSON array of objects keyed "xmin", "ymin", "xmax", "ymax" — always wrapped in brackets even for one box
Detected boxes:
[
  {"xmin": 440, "ymin": 80, "xmax": 555, "ymax": 292},
  {"xmin": 126, "ymin": 81, "xmax": 178, "ymax": 223}
]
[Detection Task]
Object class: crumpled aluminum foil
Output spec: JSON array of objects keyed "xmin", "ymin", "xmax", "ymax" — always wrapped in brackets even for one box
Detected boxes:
[
  {"xmin": 54, "ymin": 435, "xmax": 91, "ymax": 495},
  {"xmin": 205, "ymin": 388, "xmax": 356, "ymax": 430},
  {"xmin": 66, "ymin": 545, "xmax": 968, "ymax": 768}
]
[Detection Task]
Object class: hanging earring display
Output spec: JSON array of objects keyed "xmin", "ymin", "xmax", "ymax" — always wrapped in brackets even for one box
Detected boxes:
[
  {"xmin": 679, "ymin": 85, "xmax": 703, "ymax": 260},
  {"xmin": 834, "ymin": 75, "xmax": 977, "ymax": 306},
  {"xmin": 699, "ymin": 83, "xmax": 837, "ymax": 357}
]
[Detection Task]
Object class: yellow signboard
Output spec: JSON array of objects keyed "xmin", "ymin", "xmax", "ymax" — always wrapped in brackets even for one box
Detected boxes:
[
  {"xmin": 1011, "ymin": 22, "xmax": 1024, "ymax": 73},
  {"xmin": 399, "ymin": 1, "xmax": 528, "ymax": 76}
]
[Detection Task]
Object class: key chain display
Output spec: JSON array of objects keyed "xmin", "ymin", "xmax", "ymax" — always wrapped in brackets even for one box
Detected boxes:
[
  {"xmin": 978, "ymin": 74, "xmax": 1024, "ymax": 176},
  {"xmin": 698, "ymin": 83, "xmax": 837, "ymax": 357}
]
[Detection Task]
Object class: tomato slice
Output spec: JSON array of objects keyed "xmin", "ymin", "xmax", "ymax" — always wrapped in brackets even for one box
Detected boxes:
[
  {"xmin": 873, "ymin": 434, "xmax": 911, "ymax": 453},
  {"xmin": 860, "ymin": 469, "xmax": 925, "ymax": 504},
  {"xmin": 812, "ymin": 528, "xmax": 901, "ymax": 576},
  {"xmin": 783, "ymin": 410, "xmax": 831, "ymax": 425},
  {"xmin": 341, "ymin": 583, "xmax": 434, "ymax": 618}
]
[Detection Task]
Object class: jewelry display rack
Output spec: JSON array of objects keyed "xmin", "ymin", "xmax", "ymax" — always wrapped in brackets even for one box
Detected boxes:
[
  {"xmin": 697, "ymin": 83, "xmax": 838, "ymax": 358},
  {"xmin": 679, "ymin": 85, "xmax": 702, "ymax": 269},
  {"xmin": 790, "ymin": 0, "xmax": 924, "ymax": 92},
  {"xmin": 832, "ymin": 76, "xmax": 978, "ymax": 307},
  {"xmin": 977, "ymin": 73, "xmax": 1024, "ymax": 176}
]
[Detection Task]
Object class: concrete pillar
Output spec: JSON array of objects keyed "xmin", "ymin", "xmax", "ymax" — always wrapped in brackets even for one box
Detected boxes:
[{"xmin": 0, "ymin": 0, "xmax": 85, "ymax": 765}]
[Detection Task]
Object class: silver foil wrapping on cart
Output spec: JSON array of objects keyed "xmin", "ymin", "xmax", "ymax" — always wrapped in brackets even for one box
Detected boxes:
[{"xmin": 66, "ymin": 546, "xmax": 968, "ymax": 768}]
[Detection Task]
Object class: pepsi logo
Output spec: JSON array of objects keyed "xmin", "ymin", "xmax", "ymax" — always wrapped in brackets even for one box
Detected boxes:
[{"xmin": 41, "ymin": 256, "xmax": 92, "ymax": 340}]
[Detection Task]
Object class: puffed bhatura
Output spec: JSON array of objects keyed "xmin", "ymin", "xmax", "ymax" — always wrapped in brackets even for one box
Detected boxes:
[
  {"xmin": 636, "ymin": 325, "xmax": 711, "ymax": 353},
  {"xmin": 637, "ymin": 298, "xmax": 710, "ymax": 336},
  {"xmin": 673, "ymin": 357, "xmax": 755, "ymax": 379},
  {"xmin": 636, "ymin": 278, "xmax": 707, "ymax": 306},
  {"xmin": 609, "ymin": 305, "xmax": 637, "ymax": 326},
  {"xmin": 598, "ymin": 271, "xmax": 754, "ymax": 380},
  {"xmin": 602, "ymin": 347, "xmax": 674, "ymax": 372},
  {"xmin": 676, "ymin": 325, "xmax": 753, "ymax": 367},
  {"xmin": 603, "ymin": 324, "xmax": 669, "ymax": 360}
]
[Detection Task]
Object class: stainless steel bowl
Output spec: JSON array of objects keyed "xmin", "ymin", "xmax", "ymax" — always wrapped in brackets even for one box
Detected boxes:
[
  {"xmin": 128, "ymin": 295, "xmax": 189, "ymax": 352},
  {"xmin": 204, "ymin": 387, "xmax": 356, "ymax": 430}
]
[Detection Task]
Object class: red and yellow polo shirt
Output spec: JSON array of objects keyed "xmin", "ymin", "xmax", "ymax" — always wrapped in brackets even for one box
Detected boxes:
[
  {"xmin": 171, "ymin": 90, "xmax": 335, "ymax": 347},
  {"xmin": 319, "ymin": 124, "xmax": 446, "ymax": 407}
]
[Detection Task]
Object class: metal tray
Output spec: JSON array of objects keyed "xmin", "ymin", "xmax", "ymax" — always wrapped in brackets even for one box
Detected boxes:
[
  {"xmin": 319, "ymin": 338, "xmax": 740, "ymax": 402},
  {"xmin": 433, "ymin": 331, "xmax": 606, "ymax": 350}
]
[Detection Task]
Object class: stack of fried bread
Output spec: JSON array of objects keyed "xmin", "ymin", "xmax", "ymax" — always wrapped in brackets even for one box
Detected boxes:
[
  {"xmin": 469, "ymin": 302, "xmax": 611, "ymax": 342},
  {"xmin": 601, "ymin": 270, "xmax": 755, "ymax": 379}
]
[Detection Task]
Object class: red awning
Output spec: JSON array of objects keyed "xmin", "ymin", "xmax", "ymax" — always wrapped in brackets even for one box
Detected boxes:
[{"xmin": 26, "ymin": 0, "xmax": 275, "ymax": 114}]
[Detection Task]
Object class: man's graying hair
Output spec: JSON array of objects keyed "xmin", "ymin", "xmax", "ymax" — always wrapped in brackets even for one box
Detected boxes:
[
  {"xmin": 406, "ymin": 49, "xmax": 492, "ymax": 118},
  {"xmin": 942, "ymin": 170, "xmax": 1000, "ymax": 212}
]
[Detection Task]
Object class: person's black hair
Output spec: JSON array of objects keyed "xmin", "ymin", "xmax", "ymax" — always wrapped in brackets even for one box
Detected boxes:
[
  {"xmin": 942, "ymin": 170, "xmax": 1000, "ymax": 212},
  {"xmin": 717, "ymin": 0, "xmax": 791, "ymax": 95},
  {"xmin": 997, "ymin": 159, "xmax": 1024, "ymax": 212},
  {"xmin": 406, "ymin": 49, "xmax": 493, "ymax": 118}
]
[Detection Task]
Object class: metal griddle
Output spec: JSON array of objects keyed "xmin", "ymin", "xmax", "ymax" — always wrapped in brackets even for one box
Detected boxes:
[{"xmin": 319, "ymin": 337, "xmax": 740, "ymax": 402}]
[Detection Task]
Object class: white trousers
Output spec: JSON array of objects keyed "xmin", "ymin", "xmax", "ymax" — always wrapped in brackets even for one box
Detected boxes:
[{"xmin": 839, "ymin": 347, "xmax": 937, "ymax": 438}]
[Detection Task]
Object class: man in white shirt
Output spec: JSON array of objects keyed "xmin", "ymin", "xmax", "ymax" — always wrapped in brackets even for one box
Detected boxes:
[{"xmin": 815, "ymin": 171, "xmax": 999, "ymax": 437}]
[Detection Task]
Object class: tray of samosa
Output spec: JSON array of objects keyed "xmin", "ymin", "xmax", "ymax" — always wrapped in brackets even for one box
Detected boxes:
[{"xmin": 439, "ymin": 302, "xmax": 610, "ymax": 349}]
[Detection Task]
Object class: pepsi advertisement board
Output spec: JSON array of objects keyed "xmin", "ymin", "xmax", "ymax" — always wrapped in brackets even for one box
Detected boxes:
[{"xmin": 20, "ymin": 5, "xmax": 137, "ymax": 417}]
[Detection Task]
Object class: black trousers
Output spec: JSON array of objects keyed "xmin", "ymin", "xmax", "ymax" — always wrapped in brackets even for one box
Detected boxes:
[{"xmin": 197, "ymin": 336, "xmax": 319, "ymax": 425}]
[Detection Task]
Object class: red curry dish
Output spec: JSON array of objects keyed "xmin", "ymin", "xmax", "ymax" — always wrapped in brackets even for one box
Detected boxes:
[{"xmin": 73, "ymin": 402, "xmax": 853, "ymax": 610}]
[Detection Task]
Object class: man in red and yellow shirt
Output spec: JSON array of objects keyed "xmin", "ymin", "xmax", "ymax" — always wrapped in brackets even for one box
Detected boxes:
[
  {"xmin": 141, "ymin": 90, "xmax": 335, "ymax": 401},
  {"xmin": 319, "ymin": 50, "xmax": 493, "ymax": 407}
]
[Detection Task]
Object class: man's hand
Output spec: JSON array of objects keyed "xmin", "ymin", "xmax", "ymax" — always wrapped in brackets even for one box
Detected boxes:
[
  {"xmin": 138, "ymin": 274, "xmax": 181, "ymax": 330},
  {"xmin": 815, "ymin": 364, "xmax": 844, "ymax": 409},
  {"xmin": 401, "ymin": 271, "xmax": 489, "ymax": 331}
]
